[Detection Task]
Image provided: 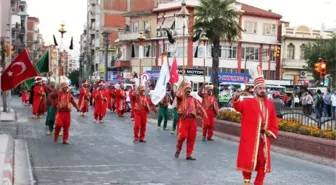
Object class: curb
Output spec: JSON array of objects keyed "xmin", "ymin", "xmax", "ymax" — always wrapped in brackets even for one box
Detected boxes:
[
  {"xmin": 14, "ymin": 139, "xmax": 35, "ymax": 185},
  {"xmin": 147, "ymin": 118, "xmax": 336, "ymax": 168},
  {"xmin": 0, "ymin": 109, "xmax": 18, "ymax": 122},
  {"xmin": 1, "ymin": 134, "xmax": 14, "ymax": 185}
]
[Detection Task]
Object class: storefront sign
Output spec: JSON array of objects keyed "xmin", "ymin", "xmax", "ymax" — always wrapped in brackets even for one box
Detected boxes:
[
  {"xmin": 178, "ymin": 68, "xmax": 204, "ymax": 76},
  {"xmin": 211, "ymin": 72, "xmax": 251, "ymax": 83}
]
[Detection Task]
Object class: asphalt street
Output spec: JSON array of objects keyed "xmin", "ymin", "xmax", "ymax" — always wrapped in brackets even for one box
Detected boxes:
[{"xmin": 0, "ymin": 97, "xmax": 335, "ymax": 185}]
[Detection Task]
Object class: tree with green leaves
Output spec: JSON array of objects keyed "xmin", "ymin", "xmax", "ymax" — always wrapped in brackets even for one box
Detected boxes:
[
  {"xmin": 193, "ymin": 0, "xmax": 241, "ymax": 96},
  {"xmin": 303, "ymin": 35, "xmax": 336, "ymax": 87}
]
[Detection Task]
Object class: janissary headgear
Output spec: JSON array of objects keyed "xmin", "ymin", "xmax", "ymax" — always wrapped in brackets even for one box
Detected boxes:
[
  {"xmin": 34, "ymin": 77, "xmax": 43, "ymax": 83},
  {"xmin": 60, "ymin": 82, "xmax": 69, "ymax": 89},
  {"xmin": 82, "ymin": 80, "xmax": 88, "ymax": 85},
  {"xmin": 249, "ymin": 64, "xmax": 265, "ymax": 88},
  {"xmin": 99, "ymin": 81, "xmax": 105, "ymax": 86}
]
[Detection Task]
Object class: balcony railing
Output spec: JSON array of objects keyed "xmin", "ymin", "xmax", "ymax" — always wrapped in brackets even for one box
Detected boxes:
[
  {"xmin": 118, "ymin": 31, "xmax": 150, "ymax": 41},
  {"xmin": 282, "ymin": 59, "xmax": 306, "ymax": 69}
]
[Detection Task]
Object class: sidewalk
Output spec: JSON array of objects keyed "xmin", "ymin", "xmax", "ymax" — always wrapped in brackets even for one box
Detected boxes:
[
  {"xmin": 0, "ymin": 107, "xmax": 16, "ymax": 122},
  {"xmin": 0, "ymin": 134, "xmax": 14, "ymax": 185}
]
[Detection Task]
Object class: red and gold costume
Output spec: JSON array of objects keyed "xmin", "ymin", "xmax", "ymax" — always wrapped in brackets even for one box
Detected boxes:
[
  {"xmin": 232, "ymin": 66, "xmax": 278, "ymax": 185},
  {"xmin": 32, "ymin": 77, "xmax": 46, "ymax": 118},
  {"xmin": 199, "ymin": 85, "xmax": 219, "ymax": 141},
  {"xmin": 54, "ymin": 82, "xmax": 79, "ymax": 144},
  {"xmin": 78, "ymin": 81, "xmax": 91, "ymax": 115},
  {"xmin": 108, "ymin": 85, "xmax": 116, "ymax": 112},
  {"xmin": 132, "ymin": 85, "xmax": 157, "ymax": 142},
  {"xmin": 115, "ymin": 84, "xmax": 127, "ymax": 117},
  {"xmin": 21, "ymin": 89, "xmax": 29, "ymax": 106},
  {"xmin": 175, "ymin": 81, "xmax": 207, "ymax": 160},
  {"xmin": 93, "ymin": 82, "xmax": 108, "ymax": 123}
]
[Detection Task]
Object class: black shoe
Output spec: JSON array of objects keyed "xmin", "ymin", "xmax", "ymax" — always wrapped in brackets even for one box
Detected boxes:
[
  {"xmin": 174, "ymin": 151, "xmax": 180, "ymax": 158},
  {"xmin": 186, "ymin": 156, "xmax": 196, "ymax": 160}
]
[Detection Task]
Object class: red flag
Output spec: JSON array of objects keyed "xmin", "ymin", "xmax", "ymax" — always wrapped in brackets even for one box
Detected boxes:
[
  {"xmin": 1, "ymin": 49, "xmax": 38, "ymax": 91},
  {"xmin": 169, "ymin": 57, "xmax": 179, "ymax": 85}
]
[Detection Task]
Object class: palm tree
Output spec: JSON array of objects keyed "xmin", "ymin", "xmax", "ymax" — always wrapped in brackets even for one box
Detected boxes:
[{"xmin": 193, "ymin": 0, "xmax": 241, "ymax": 96}]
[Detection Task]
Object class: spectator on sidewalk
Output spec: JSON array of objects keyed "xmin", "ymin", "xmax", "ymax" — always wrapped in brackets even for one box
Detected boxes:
[
  {"xmin": 272, "ymin": 91, "xmax": 284, "ymax": 118},
  {"xmin": 331, "ymin": 90, "xmax": 336, "ymax": 119}
]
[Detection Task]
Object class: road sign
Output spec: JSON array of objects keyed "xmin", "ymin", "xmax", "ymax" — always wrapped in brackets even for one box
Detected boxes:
[{"xmin": 141, "ymin": 73, "xmax": 149, "ymax": 82}]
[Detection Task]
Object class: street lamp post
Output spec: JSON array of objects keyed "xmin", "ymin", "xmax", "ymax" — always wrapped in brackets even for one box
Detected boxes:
[
  {"xmin": 102, "ymin": 31, "xmax": 110, "ymax": 81},
  {"xmin": 176, "ymin": 0, "xmax": 190, "ymax": 79},
  {"xmin": 138, "ymin": 32, "xmax": 146, "ymax": 84},
  {"xmin": 200, "ymin": 32, "xmax": 208, "ymax": 83},
  {"xmin": 58, "ymin": 23, "xmax": 66, "ymax": 84}
]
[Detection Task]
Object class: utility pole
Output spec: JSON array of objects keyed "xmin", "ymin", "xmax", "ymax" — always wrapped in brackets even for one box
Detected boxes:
[
  {"xmin": 0, "ymin": 38, "xmax": 8, "ymax": 112},
  {"xmin": 102, "ymin": 31, "xmax": 110, "ymax": 81}
]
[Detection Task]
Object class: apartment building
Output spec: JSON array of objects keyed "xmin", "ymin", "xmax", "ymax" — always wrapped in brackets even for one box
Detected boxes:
[
  {"xmin": 114, "ymin": 0, "xmax": 282, "ymax": 80},
  {"xmin": 280, "ymin": 23, "xmax": 334, "ymax": 81},
  {"xmin": 80, "ymin": 0, "xmax": 174, "ymax": 80},
  {"xmin": 27, "ymin": 16, "xmax": 44, "ymax": 62}
]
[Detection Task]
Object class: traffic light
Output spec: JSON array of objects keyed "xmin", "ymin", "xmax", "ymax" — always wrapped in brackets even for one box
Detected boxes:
[
  {"xmin": 293, "ymin": 74, "xmax": 299, "ymax": 85},
  {"xmin": 273, "ymin": 46, "xmax": 280, "ymax": 57},
  {"xmin": 320, "ymin": 62, "xmax": 327, "ymax": 79},
  {"xmin": 314, "ymin": 62, "xmax": 321, "ymax": 73}
]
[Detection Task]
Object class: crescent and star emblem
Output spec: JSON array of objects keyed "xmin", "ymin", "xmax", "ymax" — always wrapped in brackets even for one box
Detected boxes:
[{"xmin": 7, "ymin": 62, "xmax": 27, "ymax": 77}]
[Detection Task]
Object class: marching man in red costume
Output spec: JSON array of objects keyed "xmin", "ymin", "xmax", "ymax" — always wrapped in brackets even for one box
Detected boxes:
[
  {"xmin": 32, "ymin": 77, "xmax": 46, "ymax": 118},
  {"xmin": 198, "ymin": 84, "xmax": 219, "ymax": 141},
  {"xmin": 93, "ymin": 81, "xmax": 108, "ymax": 123},
  {"xmin": 232, "ymin": 65, "xmax": 278, "ymax": 185},
  {"xmin": 115, "ymin": 83, "xmax": 127, "ymax": 117},
  {"xmin": 78, "ymin": 80, "xmax": 91, "ymax": 116},
  {"xmin": 54, "ymin": 82, "xmax": 79, "ymax": 144},
  {"xmin": 132, "ymin": 84, "xmax": 157, "ymax": 142},
  {"xmin": 175, "ymin": 80, "xmax": 207, "ymax": 160}
]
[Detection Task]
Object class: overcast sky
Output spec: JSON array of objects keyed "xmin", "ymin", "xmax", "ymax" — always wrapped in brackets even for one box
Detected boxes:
[{"xmin": 25, "ymin": 0, "xmax": 336, "ymax": 59}]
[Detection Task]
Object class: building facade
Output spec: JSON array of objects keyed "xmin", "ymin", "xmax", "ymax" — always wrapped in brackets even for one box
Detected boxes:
[
  {"xmin": 280, "ymin": 23, "xmax": 334, "ymax": 81},
  {"xmin": 80, "ymin": 0, "xmax": 174, "ymax": 80},
  {"xmin": 27, "ymin": 16, "xmax": 44, "ymax": 62},
  {"xmin": 113, "ymin": 0, "xmax": 282, "ymax": 81}
]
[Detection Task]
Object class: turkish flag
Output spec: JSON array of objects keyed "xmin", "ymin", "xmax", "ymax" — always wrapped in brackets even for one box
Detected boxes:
[
  {"xmin": 1, "ymin": 49, "xmax": 38, "ymax": 91},
  {"xmin": 169, "ymin": 57, "xmax": 179, "ymax": 85}
]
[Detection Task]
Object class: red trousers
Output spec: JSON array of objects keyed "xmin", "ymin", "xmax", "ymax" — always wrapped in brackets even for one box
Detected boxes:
[
  {"xmin": 54, "ymin": 112, "xmax": 71, "ymax": 142},
  {"xmin": 202, "ymin": 110, "xmax": 215, "ymax": 139},
  {"xmin": 176, "ymin": 118, "xmax": 197, "ymax": 157},
  {"xmin": 134, "ymin": 110, "xmax": 148, "ymax": 140},
  {"xmin": 242, "ymin": 139, "xmax": 266, "ymax": 185}
]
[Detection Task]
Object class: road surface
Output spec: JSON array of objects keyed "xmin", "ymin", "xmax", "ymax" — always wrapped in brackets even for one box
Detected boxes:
[{"xmin": 0, "ymin": 97, "xmax": 335, "ymax": 185}]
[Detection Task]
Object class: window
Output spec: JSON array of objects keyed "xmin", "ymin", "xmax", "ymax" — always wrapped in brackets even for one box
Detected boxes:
[
  {"xmin": 262, "ymin": 48, "xmax": 276, "ymax": 61},
  {"xmin": 176, "ymin": 43, "xmax": 187, "ymax": 58},
  {"xmin": 287, "ymin": 43, "xmax": 295, "ymax": 59},
  {"xmin": 134, "ymin": 45, "xmax": 139, "ymax": 58},
  {"xmin": 243, "ymin": 47, "xmax": 258, "ymax": 60},
  {"xmin": 263, "ymin": 70, "xmax": 276, "ymax": 79},
  {"xmin": 263, "ymin": 23, "xmax": 276, "ymax": 36},
  {"xmin": 220, "ymin": 46, "xmax": 237, "ymax": 59},
  {"xmin": 143, "ymin": 21, "xmax": 150, "ymax": 31},
  {"xmin": 131, "ymin": 22, "xmax": 138, "ymax": 33},
  {"xmin": 300, "ymin": 44, "xmax": 305, "ymax": 59},
  {"xmin": 244, "ymin": 21, "xmax": 257, "ymax": 34}
]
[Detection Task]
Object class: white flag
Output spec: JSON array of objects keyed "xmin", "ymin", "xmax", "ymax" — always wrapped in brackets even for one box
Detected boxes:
[{"xmin": 151, "ymin": 54, "xmax": 170, "ymax": 105}]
